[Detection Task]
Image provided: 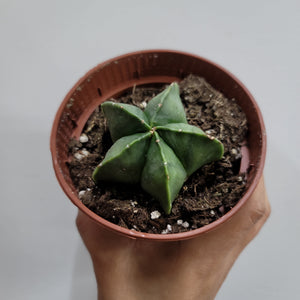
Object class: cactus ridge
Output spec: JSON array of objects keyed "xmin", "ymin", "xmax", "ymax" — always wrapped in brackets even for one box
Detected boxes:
[{"xmin": 93, "ymin": 83, "xmax": 224, "ymax": 214}]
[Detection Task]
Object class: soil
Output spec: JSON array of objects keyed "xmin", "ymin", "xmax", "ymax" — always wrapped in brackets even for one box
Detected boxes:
[{"xmin": 67, "ymin": 75, "xmax": 248, "ymax": 234}]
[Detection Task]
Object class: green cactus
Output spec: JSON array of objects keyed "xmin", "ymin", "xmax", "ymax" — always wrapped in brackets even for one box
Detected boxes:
[{"xmin": 92, "ymin": 83, "xmax": 224, "ymax": 214}]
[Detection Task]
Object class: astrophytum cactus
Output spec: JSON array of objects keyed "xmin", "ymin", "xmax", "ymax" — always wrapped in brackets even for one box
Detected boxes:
[{"xmin": 92, "ymin": 83, "xmax": 224, "ymax": 214}]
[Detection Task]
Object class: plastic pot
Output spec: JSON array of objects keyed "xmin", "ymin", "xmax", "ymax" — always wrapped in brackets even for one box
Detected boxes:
[{"xmin": 50, "ymin": 49, "xmax": 266, "ymax": 241}]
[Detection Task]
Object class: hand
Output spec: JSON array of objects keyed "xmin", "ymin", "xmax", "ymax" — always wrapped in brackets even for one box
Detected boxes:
[{"xmin": 76, "ymin": 177, "xmax": 270, "ymax": 300}]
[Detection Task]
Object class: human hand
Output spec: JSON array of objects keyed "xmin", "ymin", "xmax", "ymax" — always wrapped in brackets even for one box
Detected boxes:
[{"xmin": 76, "ymin": 177, "xmax": 270, "ymax": 300}]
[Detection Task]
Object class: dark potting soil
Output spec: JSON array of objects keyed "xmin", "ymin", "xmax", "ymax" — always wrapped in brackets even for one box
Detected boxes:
[{"xmin": 68, "ymin": 75, "xmax": 248, "ymax": 234}]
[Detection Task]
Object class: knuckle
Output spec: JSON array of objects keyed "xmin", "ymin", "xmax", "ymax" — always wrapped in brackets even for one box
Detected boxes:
[{"xmin": 249, "ymin": 200, "xmax": 271, "ymax": 226}]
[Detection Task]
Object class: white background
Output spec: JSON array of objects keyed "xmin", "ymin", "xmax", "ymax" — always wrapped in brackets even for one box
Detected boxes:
[{"xmin": 1, "ymin": 0, "xmax": 299, "ymax": 299}]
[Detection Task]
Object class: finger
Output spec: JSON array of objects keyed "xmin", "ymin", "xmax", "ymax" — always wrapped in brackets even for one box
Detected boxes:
[
  {"xmin": 208, "ymin": 176, "xmax": 270, "ymax": 245},
  {"xmin": 238, "ymin": 176, "xmax": 271, "ymax": 245},
  {"xmin": 76, "ymin": 210, "xmax": 134, "ymax": 259},
  {"xmin": 180, "ymin": 176, "xmax": 270, "ymax": 271}
]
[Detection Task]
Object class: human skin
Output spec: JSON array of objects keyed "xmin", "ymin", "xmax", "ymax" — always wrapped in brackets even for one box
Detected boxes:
[{"xmin": 76, "ymin": 177, "xmax": 270, "ymax": 300}]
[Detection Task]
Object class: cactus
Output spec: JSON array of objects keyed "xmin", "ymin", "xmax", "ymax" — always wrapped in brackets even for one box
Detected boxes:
[{"xmin": 92, "ymin": 83, "xmax": 224, "ymax": 214}]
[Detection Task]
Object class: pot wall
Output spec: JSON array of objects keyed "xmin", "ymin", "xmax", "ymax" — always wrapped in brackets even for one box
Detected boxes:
[{"xmin": 50, "ymin": 50, "xmax": 266, "ymax": 241}]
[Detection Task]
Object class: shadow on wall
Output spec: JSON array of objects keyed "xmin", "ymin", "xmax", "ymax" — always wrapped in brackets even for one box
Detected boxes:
[{"xmin": 69, "ymin": 241, "xmax": 97, "ymax": 300}]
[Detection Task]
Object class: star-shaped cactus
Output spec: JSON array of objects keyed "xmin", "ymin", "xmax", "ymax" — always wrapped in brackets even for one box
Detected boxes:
[{"xmin": 92, "ymin": 83, "xmax": 224, "ymax": 214}]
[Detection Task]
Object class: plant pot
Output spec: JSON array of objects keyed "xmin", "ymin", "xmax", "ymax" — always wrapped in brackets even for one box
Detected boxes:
[{"xmin": 50, "ymin": 49, "xmax": 266, "ymax": 241}]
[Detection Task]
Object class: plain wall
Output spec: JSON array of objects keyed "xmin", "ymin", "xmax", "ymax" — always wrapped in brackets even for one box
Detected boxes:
[{"xmin": 0, "ymin": 0, "xmax": 299, "ymax": 299}]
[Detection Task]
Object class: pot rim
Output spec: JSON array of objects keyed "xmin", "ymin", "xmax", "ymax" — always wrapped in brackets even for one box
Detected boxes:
[{"xmin": 50, "ymin": 49, "xmax": 266, "ymax": 241}]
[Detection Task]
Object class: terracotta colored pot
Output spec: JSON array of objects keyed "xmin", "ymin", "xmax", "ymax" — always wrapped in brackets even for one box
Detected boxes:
[{"xmin": 50, "ymin": 50, "xmax": 266, "ymax": 241}]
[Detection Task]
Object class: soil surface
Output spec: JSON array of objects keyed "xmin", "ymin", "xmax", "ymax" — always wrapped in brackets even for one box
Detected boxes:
[{"xmin": 68, "ymin": 75, "xmax": 248, "ymax": 234}]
